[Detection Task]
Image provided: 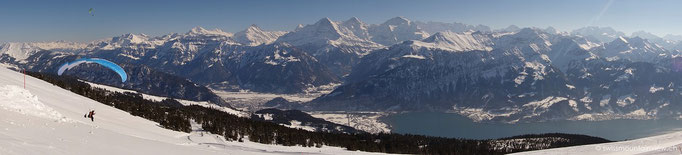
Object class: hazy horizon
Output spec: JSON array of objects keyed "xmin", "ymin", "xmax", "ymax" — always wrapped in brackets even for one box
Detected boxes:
[{"xmin": 2, "ymin": 0, "xmax": 682, "ymax": 42}]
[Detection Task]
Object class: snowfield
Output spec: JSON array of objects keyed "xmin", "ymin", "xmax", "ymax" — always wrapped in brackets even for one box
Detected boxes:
[
  {"xmin": 0, "ymin": 85, "xmax": 70, "ymax": 123},
  {"xmin": 0, "ymin": 67, "xmax": 384, "ymax": 155},
  {"xmin": 515, "ymin": 131, "xmax": 682, "ymax": 155}
]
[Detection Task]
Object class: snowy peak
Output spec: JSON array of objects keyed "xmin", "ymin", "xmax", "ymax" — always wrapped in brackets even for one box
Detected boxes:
[
  {"xmin": 369, "ymin": 16, "xmax": 429, "ymax": 46},
  {"xmin": 412, "ymin": 31, "xmax": 492, "ymax": 52},
  {"xmin": 596, "ymin": 36, "xmax": 669, "ymax": 62},
  {"xmin": 414, "ymin": 21, "xmax": 492, "ymax": 35},
  {"xmin": 275, "ymin": 18, "xmax": 343, "ymax": 45},
  {"xmin": 543, "ymin": 26, "xmax": 560, "ymax": 34},
  {"xmin": 341, "ymin": 17, "xmax": 370, "ymax": 40},
  {"xmin": 276, "ymin": 17, "xmax": 381, "ymax": 48},
  {"xmin": 0, "ymin": 42, "xmax": 42, "ymax": 61},
  {"xmin": 234, "ymin": 24, "xmax": 287, "ymax": 46},
  {"xmin": 343, "ymin": 17, "xmax": 364, "ymax": 26},
  {"xmin": 383, "ymin": 16, "xmax": 411, "ymax": 26},
  {"xmin": 308, "ymin": 17, "xmax": 343, "ymax": 39},
  {"xmin": 631, "ymin": 31, "xmax": 662, "ymax": 41},
  {"xmin": 629, "ymin": 31, "xmax": 677, "ymax": 50},
  {"xmin": 93, "ymin": 33, "xmax": 164, "ymax": 50},
  {"xmin": 1, "ymin": 41, "xmax": 90, "ymax": 61},
  {"xmin": 606, "ymin": 36, "xmax": 658, "ymax": 50},
  {"xmin": 515, "ymin": 28, "xmax": 544, "ymax": 37},
  {"xmin": 245, "ymin": 24, "xmax": 263, "ymax": 32},
  {"xmin": 314, "ymin": 17, "xmax": 339, "ymax": 31},
  {"xmin": 295, "ymin": 24, "xmax": 305, "ymax": 31},
  {"xmin": 664, "ymin": 34, "xmax": 682, "ymax": 41},
  {"xmin": 112, "ymin": 33, "xmax": 150, "ymax": 45},
  {"xmin": 495, "ymin": 28, "xmax": 552, "ymax": 48},
  {"xmin": 498, "ymin": 25, "xmax": 521, "ymax": 32},
  {"xmin": 571, "ymin": 26, "xmax": 626, "ymax": 43},
  {"xmin": 187, "ymin": 26, "xmax": 233, "ymax": 37}
]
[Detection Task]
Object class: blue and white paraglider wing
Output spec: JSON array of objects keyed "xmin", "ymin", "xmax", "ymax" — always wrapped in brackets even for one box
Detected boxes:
[{"xmin": 57, "ymin": 58, "xmax": 128, "ymax": 82}]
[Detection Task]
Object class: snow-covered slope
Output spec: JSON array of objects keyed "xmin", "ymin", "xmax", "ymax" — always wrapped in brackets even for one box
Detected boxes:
[
  {"xmin": 514, "ymin": 130, "xmax": 682, "ymax": 155},
  {"xmin": 0, "ymin": 67, "xmax": 382, "ymax": 155}
]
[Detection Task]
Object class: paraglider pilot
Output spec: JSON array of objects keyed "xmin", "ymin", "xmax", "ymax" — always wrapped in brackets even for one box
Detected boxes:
[{"xmin": 85, "ymin": 110, "xmax": 95, "ymax": 122}]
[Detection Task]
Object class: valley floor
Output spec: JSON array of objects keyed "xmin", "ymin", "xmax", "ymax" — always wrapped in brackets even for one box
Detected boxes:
[
  {"xmin": 308, "ymin": 111, "xmax": 392, "ymax": 134},
  {"xmin": 211, "ymin": 87, "xmax": 393, "ymax": 134}
]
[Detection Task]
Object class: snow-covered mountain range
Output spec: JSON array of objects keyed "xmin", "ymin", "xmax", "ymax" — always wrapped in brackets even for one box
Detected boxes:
[
  {"xmin": 5, "ymin": 16, "xmax": 682, "ymax": 123},
  {"xmin": 308, "ymin": 27, "xmax": 682, "ymax": 123}
]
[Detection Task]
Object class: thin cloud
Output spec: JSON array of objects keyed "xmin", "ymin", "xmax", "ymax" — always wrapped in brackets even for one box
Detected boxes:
[{"xmin": 588, "ymin": 0, "xmax": 615, "ymax": 26}]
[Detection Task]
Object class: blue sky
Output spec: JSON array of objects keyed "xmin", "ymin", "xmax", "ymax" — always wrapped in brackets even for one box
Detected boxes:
[{"xmin": 1, "ymin": 0, "xmax": 681, "ymax": 42}]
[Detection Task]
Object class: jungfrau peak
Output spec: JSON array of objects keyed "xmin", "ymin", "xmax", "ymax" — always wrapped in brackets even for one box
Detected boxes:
[
  {"xmin": 341, "ymin": 17, "xmax": 371, "ymax": 40},
  {"xmin": 234, "ymin": 24, "xmax": 287, "ymax": 46}
]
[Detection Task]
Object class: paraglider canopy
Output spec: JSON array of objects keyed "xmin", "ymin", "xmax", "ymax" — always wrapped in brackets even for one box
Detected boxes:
[
  {"xmin": 57, "ymin": 58, "xmax": 127, "ymax": 82},
  {"xmin": 89, "ymin": 8, "xmax": 94, "ymax": 16}
]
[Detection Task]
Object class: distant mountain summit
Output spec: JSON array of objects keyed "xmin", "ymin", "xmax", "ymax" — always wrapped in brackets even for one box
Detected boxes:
[
  {"xmin": 276, "ymin": 17, "xmax": 383, "ymax": 76},
  {"xmin": 592, "ymin": 36, "xmax": 672, "ymax": 62},
  {"xmin": 234, "ymin": 24, "xmax": 287, "ymax": 46},
  {"xmin": 368, "ymin": 17, "xmax": 430, "ymax": 46},
  {"xmin": 571, "ymin": 26, "xmax": 626, "ymax": 43}
]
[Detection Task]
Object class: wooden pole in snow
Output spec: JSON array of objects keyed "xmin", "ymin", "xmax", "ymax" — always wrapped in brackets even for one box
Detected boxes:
[{"xmin": 23, "ymin": 68, "xmax": 25, "ymax": 89}]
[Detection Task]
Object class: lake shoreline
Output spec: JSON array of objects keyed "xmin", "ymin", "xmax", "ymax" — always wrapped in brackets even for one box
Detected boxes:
[{"xmin": 382, "ymin": 112, "xmax": 682, "ymax": 141}]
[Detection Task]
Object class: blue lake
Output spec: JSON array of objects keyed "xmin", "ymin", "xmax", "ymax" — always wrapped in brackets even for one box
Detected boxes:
[{"xmin": 383, "ymin": 112, "xmax": 682, "ymax": 141}]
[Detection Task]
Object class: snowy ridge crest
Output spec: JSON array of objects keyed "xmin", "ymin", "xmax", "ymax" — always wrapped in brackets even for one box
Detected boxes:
[{"xmin": 412, "ymin": 31, "xmax": 493, "ymax": 52}]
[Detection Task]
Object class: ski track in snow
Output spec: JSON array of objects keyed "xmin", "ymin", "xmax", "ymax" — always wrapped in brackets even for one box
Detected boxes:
[{"xmin": 0, "ymin": 67, "xmax": 384, "ymax": 155}]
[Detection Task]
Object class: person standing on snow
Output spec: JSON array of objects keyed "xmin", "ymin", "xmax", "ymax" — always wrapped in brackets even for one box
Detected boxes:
[{"xmin": 87, "ymin": 110, "xmax": 95, "ymax": 122}]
